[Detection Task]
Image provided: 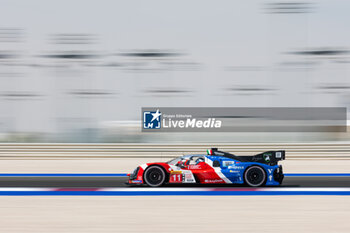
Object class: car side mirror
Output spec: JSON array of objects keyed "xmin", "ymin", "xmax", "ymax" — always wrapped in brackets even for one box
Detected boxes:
[{"xmin": 213, "ymin": 160, "xmax": 220, "ymax": 167}]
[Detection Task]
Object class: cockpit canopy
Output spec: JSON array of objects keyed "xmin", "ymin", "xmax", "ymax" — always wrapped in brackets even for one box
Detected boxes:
[{"xmin": 167, "ymin": 154, "xmax": 205, "ymax": 166}]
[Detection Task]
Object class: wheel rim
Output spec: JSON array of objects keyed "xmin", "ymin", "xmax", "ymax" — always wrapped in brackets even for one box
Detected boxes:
[
  {"xmin": 144, "ymin": 167, "xmax": 165, "ymax": 187},
  {"xmin": 245, "ymin": 167, "xmax": 265, "ymax": 187}
]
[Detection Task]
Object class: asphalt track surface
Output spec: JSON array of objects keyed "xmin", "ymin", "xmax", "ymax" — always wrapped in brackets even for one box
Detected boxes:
[{"xmin": 0, "ymin": 176, "xmax": 349, "ymax": 187}]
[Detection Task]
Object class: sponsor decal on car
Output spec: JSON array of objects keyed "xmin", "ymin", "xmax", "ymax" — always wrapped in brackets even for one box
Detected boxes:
[
  {"xmin": 222, "ymin": 161, "xmax": 235, "ymax": 167},
  {"xmin": 228, "ymin": 166, "xmax": 244, "ymax": 170},
  {"xmin": 263, "ymin": 154, "xmax": 271, "ymax": 162},
  {"xmin": 131, "ymin": 180, "xmax": 142, "ymax": 183},
  {"xmin": 204, "ymin": 179, "xmax": 224, "ymax": 183},
  {"xmin": 184, "ymin": 173, "xmax": 195, "ymax": 183},
  {"xmin": 229, "ymin": 170, "xmax": 240, "ymax": 173},
  {"xmin": 188, "ymin": 165, "xmax": 201, "ymax": 169},
  {"xmin": 170, "ymin": 171, "xmax": 182, "ymax": 174},
  {"xmin": 276, "ymin": 152, "xmax": 282, "ymax": 158}
]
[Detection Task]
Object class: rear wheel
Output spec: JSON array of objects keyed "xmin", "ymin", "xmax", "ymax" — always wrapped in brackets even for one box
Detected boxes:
[
  {"xmin": 143, "ymin": 166, "xmax": 166, "ymax": 187},
  {"xmin": 244, "ymin": 166, "xmax": 266, "ymax": 187}
]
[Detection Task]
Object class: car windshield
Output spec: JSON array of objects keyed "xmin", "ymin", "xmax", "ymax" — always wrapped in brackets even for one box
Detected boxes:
[
  {"xmin": 167, "ymin": 155, "xmax": 205, "ymax": 165},
  {"xmin": 167, "ymin": 156, "xmax": 189, "ymax": 165}
]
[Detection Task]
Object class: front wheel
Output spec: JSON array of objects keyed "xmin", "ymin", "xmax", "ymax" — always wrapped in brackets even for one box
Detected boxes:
[
  {"xmin": 244, "ymin": 166, "xmax": 266, "ymax": 187},
  {"xmin": 143, "ymin": 166, "xmax": 166, "ymax": 187}
]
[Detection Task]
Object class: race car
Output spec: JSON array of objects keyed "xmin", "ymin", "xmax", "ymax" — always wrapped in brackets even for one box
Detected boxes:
[{"xmin": 127, "ymin": 148, "xmax": 285, "ymax": 187}]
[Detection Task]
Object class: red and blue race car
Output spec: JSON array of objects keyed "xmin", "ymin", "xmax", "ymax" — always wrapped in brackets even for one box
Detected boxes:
[{"xmin": 127, "ymin": 148, "xmax": 285, "ymax": 187}]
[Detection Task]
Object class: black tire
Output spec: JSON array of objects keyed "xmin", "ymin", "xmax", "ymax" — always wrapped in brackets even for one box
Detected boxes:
[
  {"xmin": 244, "ymin": 166, "xmax": 266, "ymax": 187},
  {"xmin": 143, "ymin": 166, "xmax": 166, "ymax": 187}
]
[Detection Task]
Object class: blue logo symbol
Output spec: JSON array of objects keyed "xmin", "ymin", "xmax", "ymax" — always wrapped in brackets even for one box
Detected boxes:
[{"xmin": 143, "ymin": 109, "xmax": 162, "ymax": 129}]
